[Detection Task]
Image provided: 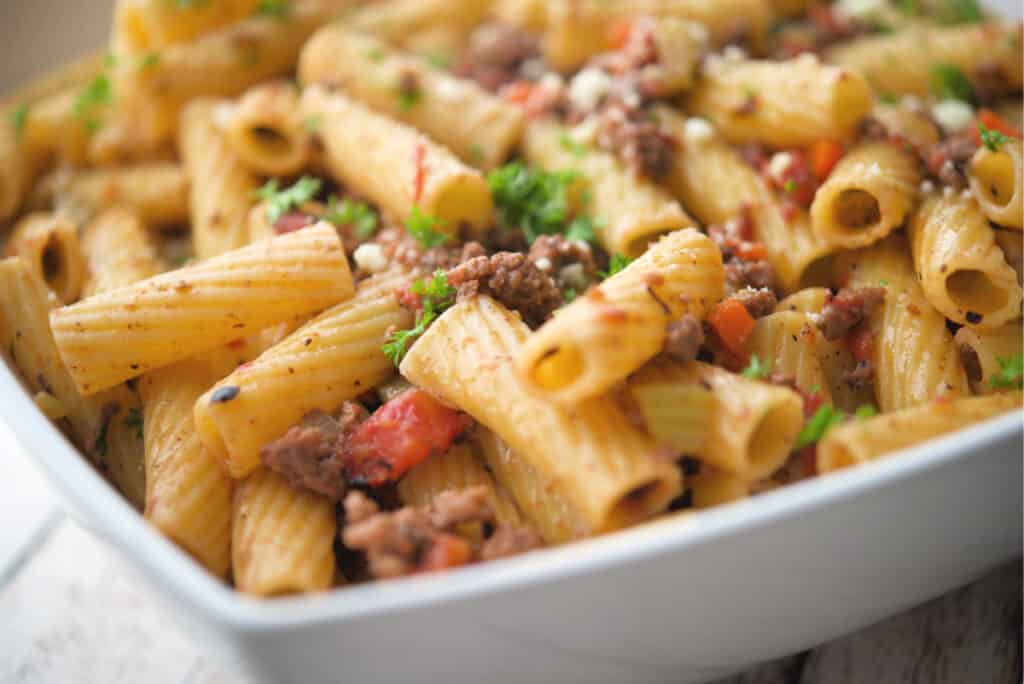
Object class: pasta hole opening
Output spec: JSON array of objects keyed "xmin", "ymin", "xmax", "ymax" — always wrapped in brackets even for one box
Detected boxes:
[
  {"xmin": 623, "ymin": 228, "xmax": 676, "ymax": 260},
  {"xmin": 606, "ymin": 480, "xmax": 669, "ymax": 528},
  {"xmin": 946, "ymin": 269, "xmax": 1008, "ymax": 316},
  {"xmin": 431, "ymin": 180, "xmax": 492, "ymax": 235},
  {"xmin": 959, "ymin": 343, "xmax": 982, "ymax": 386},
  {"xmin": 834, "ymin": 189, "xmax": 880, "ymax": 231},
  {"xmin": 746, "ymin": 401, "xmax": 803, "ymax": 478},
  {"xmin": 530, "ymin": 345, "xmax": 585, "ymax": 391},
  {"xmin": 248, "ymin": 125, "xmax": 294, "ymax": 159},
  {"xmin": 41, "ymin": 235, "xmax": 62, "ymax": 284},
  {"xmin": 820, "ymin": 445, "xmax": 857, "ymax": 472},
  {"xmin": 971, "ymin": 152, "xmax": 1015, "ymax": 208}
]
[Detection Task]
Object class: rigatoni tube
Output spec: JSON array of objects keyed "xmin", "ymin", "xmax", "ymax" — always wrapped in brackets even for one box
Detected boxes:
[
  {"xmin": 301, "ymin": 84, "xmax": 493, "ymax": 236},
  {"xmin": 223, "ymin": 80, "xmax": 311, "ymax": 177},
  {"xmin": 517, "ymin": 229, "xmax": 724, "ymax": 405},
  {"xmin": 4, "ymin": 212, "xmax": 84, "ymax": 304},
  {"xmin": 81, "ymin": 207, "xmax": 163, "ymax": 297},
  {"xmin": 969, "ymin": 138, "xmax": 1022, "ymax": 229},
  {"xmin": 51, "ymin": 222, "xmax": 354, "ymax": 396}
]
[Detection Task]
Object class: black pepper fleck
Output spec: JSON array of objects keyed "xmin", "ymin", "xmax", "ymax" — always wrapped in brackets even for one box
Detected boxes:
[{"xmin": 965, "ymin": 311, "xmax": 983, "ymax": 324}]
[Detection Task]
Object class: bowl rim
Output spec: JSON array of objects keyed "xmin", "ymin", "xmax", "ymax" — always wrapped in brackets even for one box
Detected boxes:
[{"xmin": 1, "ymin": 359, "xmax": 1021, "ymax": 632}]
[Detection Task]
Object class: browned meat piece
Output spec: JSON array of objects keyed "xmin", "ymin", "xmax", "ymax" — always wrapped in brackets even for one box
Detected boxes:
[
  {"xmin": 663, "ymin": 314, "xmax": 705, "ymax": 362},
  {"xmin": 724, "ymin": 258, "xmax": 776, "ymax": 293},
  {"xmin": 816, "ymin": 287, "xmax": 886, "ymax": 341},
  {"xmin": 857, "ymin": 115, "xmax": 890, "ymax": 142},
  {"xmin": 596, "ymin": 102, "xmax": 675, "ymax": 180},
  {"xmin": 729, "ymin": 287, "xmax": 778, "ymax": 319},
  {"xmin": 480, "ymin": 525, "xmax": 544, "ymax": 561},
  {"xmin": 843, "ymin": 359, "xmax": 875, "ymax": 389},
  {"xmin": 527, "ymin": 234, "xmax": 597, "ymax": 288},
  {"xmin": 446, "ymin": 252, "xmax": 563, "ymax": 327},
  {"xmin": 453, "ymin": 23, "xmax": 541, "ymax": 93},
  {"xmin": 926, "ymin": 132, "xmax": 978, "ymax": 190},
  {"xmin": 341, "ymin": 486, "xmax": 496, "ymax": 580},
  {"xmin": 372, "ymin": 226, "xmax": 487, "ymax": 273},
  {"xmin": 259, "ymin": 404, "xmax": 367, "ymax": 500}
]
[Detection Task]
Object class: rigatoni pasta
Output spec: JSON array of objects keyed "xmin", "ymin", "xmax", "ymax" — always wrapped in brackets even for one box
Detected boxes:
[
  {"xmin": 81, "ymin": 206, "xmax": 163, "ymax": 296},
  {"xmin": 968, "ymin": 138, "xmax": 1023, "ymax": 229},
  {"xmin": 3, "ymin": 212, "xmax": 84, "ymax": 303}
]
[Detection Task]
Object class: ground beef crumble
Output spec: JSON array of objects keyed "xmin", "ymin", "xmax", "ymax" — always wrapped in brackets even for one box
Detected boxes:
[
  {"xmin": 594, "ymin": 101, "xmax": 676, "ymax": 180},
  {"xmin": 446, "ymin": 252, "xmax": 564, "ymax": 327},
  {"xmin": 260, "ymin": 403, "xmax": 369, "ymax": 501},
  {"xmin": 925, "ymin": 132, "xmax": 979, "ymax": 190},
  {"xmin": 816, "ymin": 287, "xmax": 885, "ymax": 341},
  {"xmin": 842, "ymin": 359, "xmax": 875, "ymax": 390},
  {"xmin": 453, "ymin": 23, "xmax": 540, "ymax": 93},
  {"xmin": 372, "ymin": 226, "xmax": 486, "ymax": 273},
  {"xmin": 662, "ymin": 314, "xmax": 705, "ymax": 362},
  {"xmin": 341, "ymin": 487, "xmax": 541, "ymax": 579},
  {"xmin": 527, "ymin": 234, "xmax": 597, "ymax": 289}
]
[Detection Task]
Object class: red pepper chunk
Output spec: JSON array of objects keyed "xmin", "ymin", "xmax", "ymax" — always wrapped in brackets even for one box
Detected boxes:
[
  {"xmin": 412, "ymin": 142, "xmax": 427, "ymax": 204},
  {"xmin": 344, "ymin": 389, "xmax": 468, "ymax": 486}
]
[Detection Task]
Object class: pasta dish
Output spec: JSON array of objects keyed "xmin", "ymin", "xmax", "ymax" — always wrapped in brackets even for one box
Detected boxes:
[{"xmin": 0, "ymin": 0, "xmax": 1020, "ymax": 596}]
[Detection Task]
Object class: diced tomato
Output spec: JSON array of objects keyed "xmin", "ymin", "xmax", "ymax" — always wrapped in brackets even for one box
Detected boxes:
[
  {"xmin": 344, "ymin": 389, "xmax": 469, "ymax": 486},
  {"xmin": 765, "ymin": 150, "xmax": 817, "ymax": 208},
  {"xmin": 799, "ymin": 445, "xmax": 818, "ymax": 477},
  {"xmin": 735, "ymin": 241, "xmax": 768, "ymax": 261},
  {"xmin": 608, "ymin": 18, "xmax": 634, "ymax": 50},
  {"xmin": 971, "ymin": 109, "xmax": 1022, "ymax": 144},
  {"xmin": 411, "ymin": 142, "xmax": 427, "ymax": 204},
  {"xmin": 394, "ymin": 284, "xmax": 422, "ymax": 312},
  {"xmin": 808, "ymin": 140, "xmax": 845, "ymax": 180},
  {"xmin": 708, "ymin": 299, "xmax": 756, "ymax": 358},
  {"xmin": 274, "ymin": 211, "xmax": 315, "ymax": 234},
  {"xmin": 418, "ymin": 533, "xmax": 473, "ymax": 573},
  {"xmin": 503, "ymin": 80, "xmax": 537, "ymax": 106},
  {"xmin": 846, "ymin": 325, "xmax": 874, "ymax": 363}
]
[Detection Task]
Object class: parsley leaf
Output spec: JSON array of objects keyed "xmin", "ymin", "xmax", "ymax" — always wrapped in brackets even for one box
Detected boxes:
[
  {"xmin": 488, "ymin": 162, "xmax": 599, "ymax": 244},
  {"xmin": 937, "ymin": 0, "xmax": 984, "ymax": 24},
  {"xmin": 741, "ymin": 354, "xmax": 772, "ymax": 380},
  {"xmin": 795, "ymin": 404, "xmax": 846, "ymax": 450},
  {"xmin": 325, "ymin": 195, "xmax": 377, "ymax": 238},
  {"xmin": 406, "ymin": 205, "xmax": 449, "ymax": 247},
  {"xmin": 854, "ymin": 404, "xmax": 878, "ymax": 420},
  {"xmin": 559, "ymin": 132, "xmax": 588, "ymax": 158},
  {"xmin": 600, "ymin": 253, "xmax": 632, "ymax": 279},
  {"xmin": 9, "ymin": 103, "xmax": 28, "ymax": 142},
  {"xmin": 929, "ymin": 63, "xmax": 973, "ymax": 102},
  {"xmin": 124, "ymin": 407, "xmax": 144, "ymax": 440},
  {"xmin": 978, "ymin": 121, "xmax": 1008, "ymax": 152},
  {"xmin": 989, "ymin": 353, "xmax": 1024, "ymax": 389},
  {"xmin": 303, "ymin": 114, "xmax": 321, "ymax": 133},
  {"xmin": 74, "ymin": 73, "xmax": 113, "ymax": 132},
  {"xmin": 397, "ymin": 88, "xmax": 421, "ymax": 112},
  {"xmin": 365, "ymin": 47, "xmax": 385, "ymax": 62},
  {"xmin": 424, "ymin": 50, "xmax": 451, "ymax": 70},
  {"xmin": 256, "ymin": 175, "xmax": 322, "ymax": 224},
  {"xmin": 382, "ymin": 270, "xmax": 456, "ymax": 365},
  {"xmin": 894, "ymin": 0, "xmax": 920, "ymax": 15},
  {"xmin": 563, "ymin": 287, "xmax": 577, "ymax": 303},
  {"xmin": 138, "ymin": 52, "xmax": 161, "ymax": 69},
  {"xmin": 254, "ymin": 0, "xmax": 290, "ymax": 18}
]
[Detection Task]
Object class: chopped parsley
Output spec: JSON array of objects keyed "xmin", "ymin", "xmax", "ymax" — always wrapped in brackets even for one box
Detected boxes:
[
  {"xmin": 424, "ymin": 50, "xmax": 451, "ymax": 70},
  {"xmin": 397, "ymin": 88, "xmax": 421, "ymax": 112},
  {"xmin": 928, "ymin": 63, "xmax": 973, "ymax": 102},
  {"xmin": 176, "ymin": 0, "xmax": 210, "ymax": 7},
  {"xmin": 383, "ymin": 270, "xmax": 456, "ymax": 365},
  {"xmin": 783, "ymin": 179, "xmax": 796, "ymax": 194},
  {"xmin": 124, "ymin": 408, "xmax": 144, "ymax": 440},
  {"xmin": 254, "ymin": 0, "xmax": 290, "ymax": 18},
  {"xmin": 936, "ymin": 0, "xmax": 984, "ymax": 24},
  {"xmin": 488, "ymin": 162, "xmax": 599, "ymax": 244},
  {"xmin": 854, "ymin": 404, "xmax": 878, "ymax": 420},
  {"xmin": 104, "ymin": 51, "xmax": 119, "ymax": 69},
  {"xmin": 894, "ymin": 0, "xmax": 920, "ymax": 15},
  {"xmin": 325, "ymin": 195, "xmax": 377, "ymax": 238},
  {"xmin": 600, "ymin": 253, "xmax": 632, "ymax": 279},
  {"xmin": 989, "ymin": 353, "xmax": 1024, "ymax": 390},
  {"xmin": 978, "ymin": 121, "xmax": 1008, "ymax": 152},
  {"xmin": 559, "ymin": 132, "xmax": 588, "ymax": 158},
  {"xmin": 878, "ymin": 93, "xmax": 899, "ymax": 105},
  {"xmin": 741, "ymin": 354, "xmax": 772, "ymax": 380},
  {"xmin": 794, "ymin": 404, "xmax": 845, "ymax": 450},
  {"xmin": 365, "ymin": 47, "xmax": 384, "ymax": 62},
  {"xmin": 9, "ymin": 102, "xmax": 28, "ymax": 142},
  {"xmin": 405, "ymin": 205, "xmax": 449, "ymax": 247},
  {"xmin": 469, "ymin": 142, "xmax": 486, "ymax": 164},
  {"xmin": 73, "ymin": 73, "xmax": 113, "ymax": 133},
  {"xmin": 303, "ymin": 114, "xmax": 321, "ymax": 133},
  {"xmin": 139, "ymin": 52, "xmax": 161, "ymax": 70},
  {"xmin": 255, "ymin": 175, "xmax": 322, "ymax": 224},
  {"xmin": 563, "ymin": 287, "xmax": 577, "ymax": 303}
]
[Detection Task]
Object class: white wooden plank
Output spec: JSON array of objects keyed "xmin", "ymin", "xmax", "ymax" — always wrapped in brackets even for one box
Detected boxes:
[{"xmin": 0, "ymin": 420, "xmax": 62, "ymax": 580}]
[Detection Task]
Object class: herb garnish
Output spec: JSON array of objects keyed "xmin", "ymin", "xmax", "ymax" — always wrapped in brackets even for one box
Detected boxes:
[
  {"xmin": 124, "ymin": 408, "xmax": 144, "ymax": 440},
  {"xmin": 488, "ymin": 162, "xmax": 599, "ymax": 244},
  {"xmin": 928, "ymin": 63, "xmax": 973, "ymax": 102},
  {"xmin": 741, "ymin": 354, "xmax": 772, "ymax": 380},
  {"xmin": 325, "ymin": 195, "xmax": 377, "ymax": 238},
  {"xmin": 9, "ymin": 103, "xmax": 28, "ymax": 142},
  {"xmin": 990, "ymin": 353, "xmax": 1024, "ymax": 389},
  {"xmin": 255, "ymin": 175, "xmax": 322, "ymax": 224},
  {"xmin": 600, "ymin": 253, "xmax": 632, "ymax": 279},
  {"xmin": 383, "ymin": 270, "xmax": 456, "ymax": 365},
  {"xmin": 405, "ymin": 205, "xmax": 449, "ymax": 247},
  {"xmin": 73, "ymin": 73, "xmax": 113, "ymax": 132},
  {"xmin": 978, "ymin": 121, "xmax": 1008, "ymax": 152},
  {"xmin": 254, "ymin": 0, "xmax": 290, "ymax": 18}
]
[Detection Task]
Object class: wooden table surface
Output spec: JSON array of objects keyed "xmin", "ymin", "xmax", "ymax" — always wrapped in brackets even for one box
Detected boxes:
[{"xmin": 1, "ymin": 418, "xmax": 1020, "ymax": 684}]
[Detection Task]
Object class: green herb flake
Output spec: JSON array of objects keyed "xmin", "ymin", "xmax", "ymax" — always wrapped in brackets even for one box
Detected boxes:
[
  {"xmin": 937, "ymin": 0, "xmax": 984, "ymax": 24},
  {"xmin": 303, "ymin": 114, "xmax": 322, "ymax": 133},
  {"xmin": 563, "ymin": 287, "xmax": 577, "ymax": 303},
  {"xmin": 325, "ymin": 195, "xmax": 378, "ymax": 239},
  {"xmin": 382, "ymin": 270, "xmax": 456, "ymax": 365},
  {"xmin": 783, "ymin": 179, "xmax": 796, "ymax": 194},
  {"xmin": 424, "ymin": 50, "xmax": 451, "ymax": 70},
  {"xmin": 73, "ymin": 73, "xmax": 113, "ymax": 133},
  {"xmin": 795, "ymin": 404, "xmax": 846, "ymax": 450},
  {"xmin": 397, "ymin": 88, "xmax": 421, "ymax": 112},
  {"xmin": 124, "ymin": 407, "xmax": 144, "ymax": 439},
  {"xmin": 854, "ymin": 404, "xmax": 878, "ymax": 420},
  {"xmin": 878, "ymin": 92, "xmax": 899, "ymax": 105},
  {"xmin": 978, "ymin": 121, "xmax": 1008, "ymax": 152},
  {"xmin": 365, "ymin": 47, "xmax": 385, "ymax": 62},
  {"xmin": 139, "ymin": 52, "xmax": 161, "ymax": 70},
  {"xmin": 928, "ymin": 63, "xmax": 973, "ymax": 102},
  {"xmin": 741, "ymin": 354, "xmax": 772, "ymax": 380},
  {"xmin": 559, "ymin": 132, "xmax": 588, "ymax": 158},
  {"xmin": 9, "ymin": 102, "xmax": 28, "ymax": 142},
  {"xmin": 405, "ymin": 205, "xmax": 449, "ymax": 247},
  {"xmin": 469, "ymin": 142, "xmax": 486, "ymax": 164},
  {"xmin": 488, "ymin": 161, "xmax": 599, "ymax": 244},
  {"xmin": 989, "ymin": 353, "xmax": 1024, "ymax": 390},
  {"xmin": 254, "ymin": 0, "xmax": 290, "ymax": 18},
  {"xmin": 599, "ymin": 253, "xmax": 632, "ymax": 279},
  {"xmin": 565, "ymin": 215, "xmax": 599, "ymax": 244},
  {"xmin": 255, "ymin": 175, "xmax": 322, "ymax": 224}
]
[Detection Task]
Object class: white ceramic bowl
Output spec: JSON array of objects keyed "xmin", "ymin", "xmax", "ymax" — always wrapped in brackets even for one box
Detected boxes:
[{"xmin": 1, "ymin": 2, "xmax": 1022, "ymax": 683}]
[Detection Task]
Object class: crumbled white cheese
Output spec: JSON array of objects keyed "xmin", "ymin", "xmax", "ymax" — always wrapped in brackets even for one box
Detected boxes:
[
  {"xmin": 900, "ymin": 94, "xmax": 923, "ymax": 111},
  {"xmin": 570, "ymin": 117, "xmax": 599, "ymax": 145},
  {"xmin": 436, "ymin": 76, "xmax": 464, "ymax": 101},
  {"xmin": 943, "ymin": 185, "xmax": 956, "ymax": 199},
  {"xmin": 622, "ymin": 89, "xmax": 641, "ymax": 109},
  {"xmin": 835, "ymin": 0, "xmax": 886, "ymax": 21},
  {"xmin": 534, "ymin": 257, "xmax": 553, "ymax": 272},
  {"xmin": 686, "ymin": 21, "xmax": 709, "ymax": 44},
  {"xmin": 353, "ymin": 243, "xmax": 388, "ymax": 273},
  {"xmin": 538, "ymin": 72, "xmax": 565, "ymax": 92},
  {"xmin": 559, "ymin": 263, "xmax": 588, "ymax": 290},
  {"xmin": 568, "ymin": 67, "xmax": 612, "ymax": 112},
  {"xmin": 865, "ymin": 161, "xmax": 883, "ymax": 177},
  {"xmin": 931, "ymin": 99, "xmax": 975, "ymax": 133},
  {"xmin": 795, "ymin": 52, "xmax": 820, "ymax": 67},
  {"xmin": 212, "ymin": 102, "xmax": 236, "ymax": 131},
  {"xmin": 722, "ymin": 45, "xmax": 747, "ymax": 62},
  {"xmin": 768, "ymin": 151, "xmax": 795, "ymax": 180},
  {"xmin": 683, "ymin": 117, "xmax": 714, "ymax": 144},
  {"xmin": 961, "ymin": 188, "xmax": 973, "ymax": 199},
  {"xmin": 519, "ymin": 58, "xmax": 546, "ymax": 81},
  {"xmin": 919, "ymin": 180, "xmax": 936, "ymax": 194}
]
